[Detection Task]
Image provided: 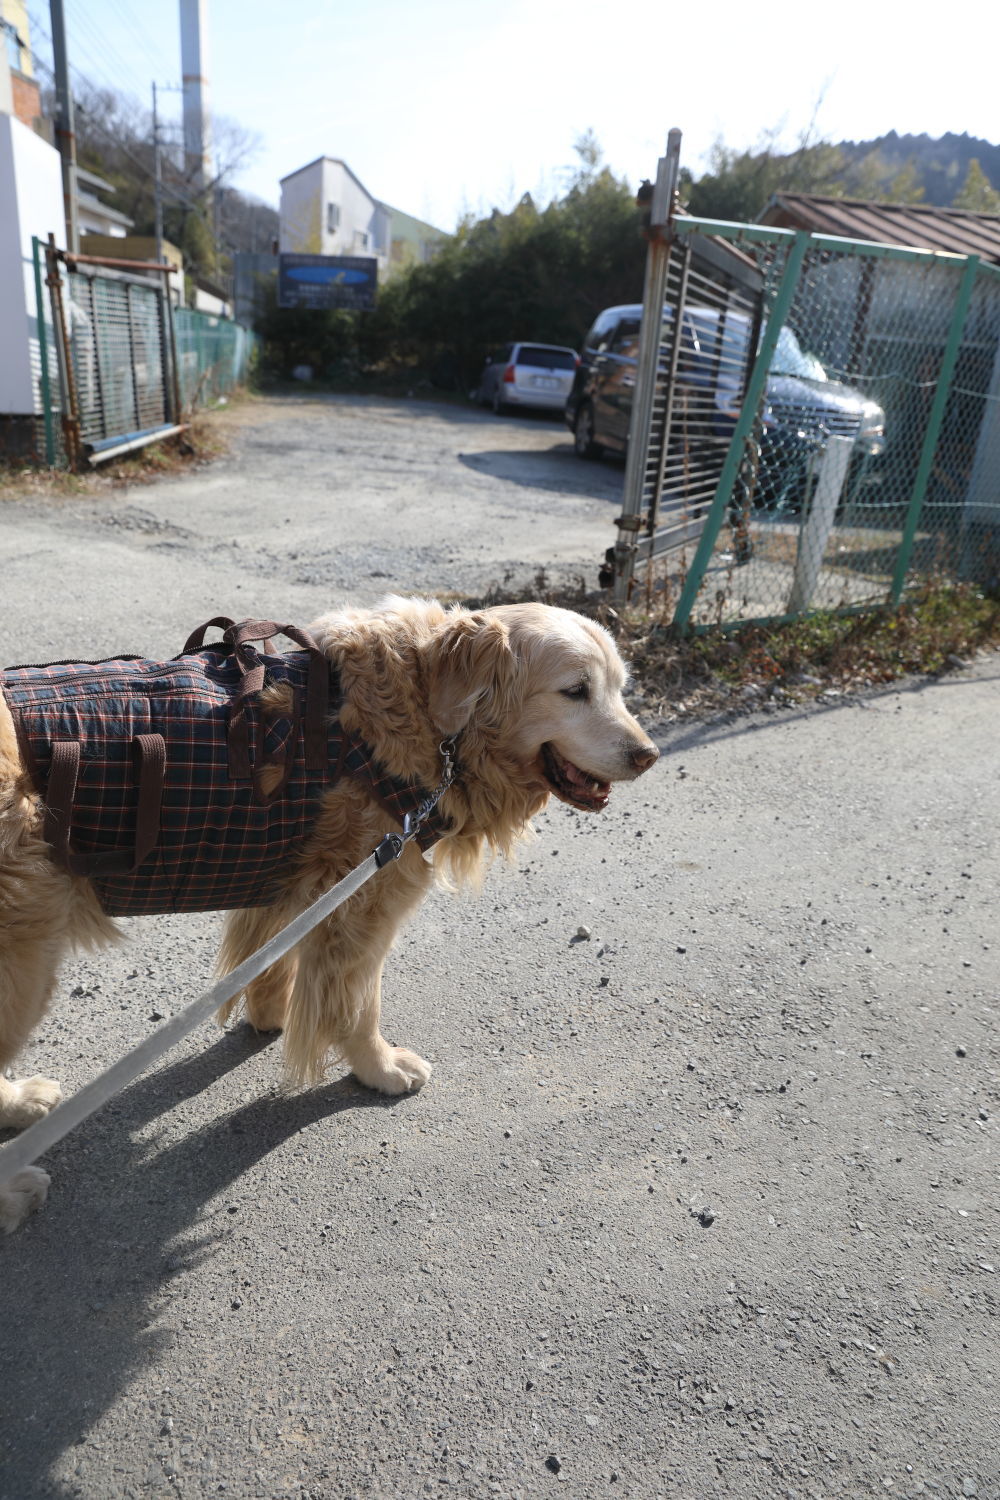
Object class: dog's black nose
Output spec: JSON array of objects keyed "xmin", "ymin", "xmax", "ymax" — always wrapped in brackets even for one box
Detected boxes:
[{"xmin": 630, "ymin": 743, "xmax": 659, "ymax": 773}]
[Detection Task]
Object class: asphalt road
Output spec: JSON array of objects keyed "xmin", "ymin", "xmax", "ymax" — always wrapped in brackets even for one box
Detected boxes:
[{"xmin": 1, "ymin": 396, "xmax": 998, "ymax": 1500}]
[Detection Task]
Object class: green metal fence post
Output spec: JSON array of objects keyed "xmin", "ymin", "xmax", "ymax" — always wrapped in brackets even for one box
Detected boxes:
[
  {"xmin": 889, "ymin": 254, "xmax": 980, "ymax": 604},
  {"xmin": 672, "ymin": 229, "xmax": 812, "ymax": 632},
  {"xmin": 32, "ymin": 236, "xmax": 56, "ymax": 465},
  {"xmin": 164, "ymin": 289, "xmax": 183, "ymax": 422}
]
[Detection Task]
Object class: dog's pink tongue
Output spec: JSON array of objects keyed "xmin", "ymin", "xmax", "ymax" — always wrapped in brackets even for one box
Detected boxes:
[{"xmin": 565, "ymin": 760, "xmax": 610, "ymax": 797}]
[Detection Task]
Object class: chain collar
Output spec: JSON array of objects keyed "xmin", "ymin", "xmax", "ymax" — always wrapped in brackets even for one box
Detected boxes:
[{"xmin": 374, "ymin": 736, "xmax": 459, "ymax": 867}]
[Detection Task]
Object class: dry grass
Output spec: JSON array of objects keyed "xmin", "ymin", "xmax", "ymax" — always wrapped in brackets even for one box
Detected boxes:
[
  {"xmin": 0, "ymin": 393, "xmax": 257, "ymax": 504},
  {"xmin": 461, "ymin": 570, "xmax": 1000, "ymax": 721}
]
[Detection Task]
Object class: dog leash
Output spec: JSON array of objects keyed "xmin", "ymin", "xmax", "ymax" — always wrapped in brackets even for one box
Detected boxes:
[{"xmin": 0, "ymin": 739, "xmax": 457, "ymax": 1195}]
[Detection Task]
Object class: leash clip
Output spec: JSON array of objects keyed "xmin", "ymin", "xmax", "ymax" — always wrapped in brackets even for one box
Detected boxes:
[
  {"xmin": 374, "ymin": 736, "xmax": 458, "ymax": 861},
  {"xmin": 374, "ymin": 833, "xmax": 405, "ymax": 867}
]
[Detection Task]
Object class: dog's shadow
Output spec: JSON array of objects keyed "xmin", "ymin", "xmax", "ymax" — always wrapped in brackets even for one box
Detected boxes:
[{"xmin": 0, "ymin": 1026, "xmax": 394, "ymax": 1497}]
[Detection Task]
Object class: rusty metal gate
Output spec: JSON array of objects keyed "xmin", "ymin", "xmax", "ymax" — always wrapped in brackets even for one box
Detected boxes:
[
  {"xmin": 605, "ymin": 137, "xmax": 765, "ymax": 599},
  {"xmin": 636, "ymin": 233, "xmax": 763, "ymax": 569},
  {"xmin": 38, "ymin": 237, "xmax": 182, "ymax": 468}
]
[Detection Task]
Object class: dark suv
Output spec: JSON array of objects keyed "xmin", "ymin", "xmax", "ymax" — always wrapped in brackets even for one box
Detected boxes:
[{"xmin": 565, "ymin": 303, "xmax": 886, "ymax": 511}]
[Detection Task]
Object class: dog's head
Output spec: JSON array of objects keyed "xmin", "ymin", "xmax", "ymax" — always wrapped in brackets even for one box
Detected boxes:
[{"xmin": 428, "ymin": 602, "xmax": 658, "ymax": 813}]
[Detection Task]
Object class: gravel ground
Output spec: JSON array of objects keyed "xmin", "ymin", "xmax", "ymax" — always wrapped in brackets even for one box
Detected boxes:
[
  {"xmin": 1, "ymin": 395, "xmax": 998, "ymax": 1500},
  {"xmin": 2, "ymin": 393, "xmax": 622, "ymax": 661}
]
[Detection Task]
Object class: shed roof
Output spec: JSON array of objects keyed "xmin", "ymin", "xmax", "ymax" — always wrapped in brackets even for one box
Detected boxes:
[
  {"xmin": 760, "ymin": 193, "xmax": 1000, "ymax": 265},
  {"xmin": 77, "ymin": 193, "xmax": 134, "ymax": 229},
  {"xmin": 76, "ymin": 166, "xmax": 118, "ymax": 196}
]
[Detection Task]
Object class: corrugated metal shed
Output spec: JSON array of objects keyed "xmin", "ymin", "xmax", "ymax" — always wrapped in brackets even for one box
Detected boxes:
[{"xmin": 760, "ymin": 193, "xmax": 1000, "ymax": 264}]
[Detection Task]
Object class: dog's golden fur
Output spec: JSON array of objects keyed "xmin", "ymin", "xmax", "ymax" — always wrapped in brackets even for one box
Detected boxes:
[{"xmin": 0, "ymin": 597, "xmax": 657, "ymax": 1230}]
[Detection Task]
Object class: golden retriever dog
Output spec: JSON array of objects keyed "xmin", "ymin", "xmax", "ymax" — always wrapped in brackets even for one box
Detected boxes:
[{"xmin": 0, "ymin": 597, "xmax": 657, "ymax": 1231}]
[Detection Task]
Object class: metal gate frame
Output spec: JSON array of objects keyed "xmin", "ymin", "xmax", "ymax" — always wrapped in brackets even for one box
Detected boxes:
[
  {"xmin": 40, "ymin": 235, "xmax": 184, "ymax": 470},
  {"xmin": 610, "ymin": 144, "xmax": 768, "ymax": 609}
]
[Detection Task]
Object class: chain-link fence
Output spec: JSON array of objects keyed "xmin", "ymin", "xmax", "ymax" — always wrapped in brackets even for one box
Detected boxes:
[
  {"xmin": 612, "ymin": 216, "xmax": 1000, "ymax": 627},
  {"xmin": 32, "ymin": 239, "xmax": 258, "ymax": 470},
  {"xmin": 174, "ymin": 308, "xmax": 258, "ymax": 411}
]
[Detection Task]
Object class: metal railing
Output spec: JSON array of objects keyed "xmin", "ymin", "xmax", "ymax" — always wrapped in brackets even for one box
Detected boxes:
[{"xmin": 610, "ymin": 196, "xmax": 1000, "ymax": 626}]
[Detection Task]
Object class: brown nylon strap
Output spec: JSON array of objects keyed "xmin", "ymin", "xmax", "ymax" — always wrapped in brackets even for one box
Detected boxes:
[
  {"xmin": 182, "ymin": 617, "xmax": 278, "ymax": 663},
  {"xmin": 43, "ymin": 734, "xmax": 166, "ymax": 877},
  {"xmin": 131, "ymin": 733, "xmax": 166, "ymax": 869},
  {"xmin": 269, "ymin": 624, "xmax": 329, "ymax": 773},
  {"xmin": 227, "ymin": 620, "xmax": 283, "ymax": 707},
  {"xmin": 182, "ymin": 617, "xmax": 236, "ymax": 653},
  {"xmin": 178, "ymin": 618, "xmax": 329, "ymax": 783},
  {"xmin": 42, "ymin": 740, "xmax": 80, "ymax": 868},
  {"xmin": 229, "ymin": 620, "xmax": 281, "ymax": 645},
  {"xmin": 224, "ymin": 621, "xmax": 278, "ymax": 780},
  {"xmin": 224, "ymin": 620, "xmax": 330, "ymax": 780},
  {"xmin": 183, "ymin": 621, "xmax": 267, "ymax": 776},
  {"xmin": 226, "ymin": 708, "xmax": 253, "ymax": 780}
]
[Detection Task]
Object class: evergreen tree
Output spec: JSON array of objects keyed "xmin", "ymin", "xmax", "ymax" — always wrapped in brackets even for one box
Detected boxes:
[
  {"xmin": 847, "ymin": 150, "xmax": 925, "ymax": 203},
  {"xmin": 877, "ymin": 158, "xmax": 926, "ymax": 204},
  {"xmin": 952, "ymin": 158, "xmax": 1000, "ymax": 212}
]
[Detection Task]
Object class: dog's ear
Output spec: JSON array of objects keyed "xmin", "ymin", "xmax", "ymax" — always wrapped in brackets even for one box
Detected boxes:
[{"xmin": 427, "ymin": 612, "xmax": 517, "ymax": 737}]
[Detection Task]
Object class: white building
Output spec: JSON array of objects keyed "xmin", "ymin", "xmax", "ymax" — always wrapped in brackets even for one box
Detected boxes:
[
  {"xmin": 279, "ymin": 157, "xmax": 444, "ymax": 277},
  {"xmin": 0, "ymin": 106, "xmax": 64, "ymax": 455}
]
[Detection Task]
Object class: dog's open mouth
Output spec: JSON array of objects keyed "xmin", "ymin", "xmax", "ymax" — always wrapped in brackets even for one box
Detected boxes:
[{"xmin": 540, "ymin": 742, "xmax": 612, "ymax": 812}]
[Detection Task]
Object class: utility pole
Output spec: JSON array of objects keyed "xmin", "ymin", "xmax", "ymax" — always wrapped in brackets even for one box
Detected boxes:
[
  {"xmin": 213, "ymin": 180, "xmax": 222, "ymax": 264},
  {"xmin": 49, "ymin": 0, "xmax": 79, "ymax": 251},
  {"xmin": 152, "ymin": 81, "xmax": 164, "ymax": 266},
  {"xmin": 151, "ymin": 82, "xmax": 183, "ymax": 284}
]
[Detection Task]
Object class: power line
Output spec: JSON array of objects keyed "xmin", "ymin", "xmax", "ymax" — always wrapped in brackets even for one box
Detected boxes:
[
  {"xmin": 74, "ymin": 3, "xmax": 172, "ymax": 111},
  {"xmin": 27, "ymin": 3, "xmax": 267, "ymax": 252},
  {"xmin": 104, "ymin": 0, "xmax": 170, "ymax": 84},
  {"xmin": 29, "ymin": 5, "xmax": 159, "ymax": 118},
  {"xmin": 31, "ymin": 4, "xmax": 131, "ymax": 105},
  {"xmin": 69, "ymin": 11, "xmax": 147, "ymax": 106},
  {"xmin": 30, "ymin": 44, "xmax": 214, "ymax": 220},
  {"xmin": 65, "ymin": 0, "xmax": 168, "ymax": 113}
]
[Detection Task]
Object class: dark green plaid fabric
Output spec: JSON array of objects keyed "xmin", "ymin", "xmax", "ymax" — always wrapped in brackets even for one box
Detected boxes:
[{"xmin": 3, "ymin": 639, "xmax": 451, "ymax": 917}]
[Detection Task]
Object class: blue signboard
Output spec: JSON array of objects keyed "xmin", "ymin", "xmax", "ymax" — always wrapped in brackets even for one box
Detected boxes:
[{"xmin": 278, "ymin": 254, "xmax": 378, "ymax": 310}]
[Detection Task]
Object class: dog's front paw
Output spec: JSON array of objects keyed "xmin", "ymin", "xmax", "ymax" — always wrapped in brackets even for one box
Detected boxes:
[
  {"xmin": 0, "ymin": 1167, "xmax": 51, "ymax": 1234},
  {"xmin": 351, "ymin": 1044, "xmax": 433, "ymax": 1096},
  {"xmin": 0, "ymin": 1075, "xmax": 63, "ymax": 1129}
]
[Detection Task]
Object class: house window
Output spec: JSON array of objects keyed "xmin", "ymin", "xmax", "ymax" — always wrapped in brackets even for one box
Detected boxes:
[
  {"xmin": 354, "ymin": 230, "xmax": 368, "ymax": 251},
  {"xmin": 3, "ymin": 19, "xmax": 23, "ymax": 71},
  {"xmin": 326, "ymin": 202, "xmax": 340, "ymax": 233}
]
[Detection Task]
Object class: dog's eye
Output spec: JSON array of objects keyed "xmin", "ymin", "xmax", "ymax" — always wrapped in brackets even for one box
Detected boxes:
[{"xmin": 560, "ymin": 683, "xmax": 590, "ymax": 701}]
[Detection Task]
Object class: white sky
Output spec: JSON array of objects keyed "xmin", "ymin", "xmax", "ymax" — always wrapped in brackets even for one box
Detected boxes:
[{"xmin": 28, "ymin": 0, "xmax": 1000, "ymax": 231}]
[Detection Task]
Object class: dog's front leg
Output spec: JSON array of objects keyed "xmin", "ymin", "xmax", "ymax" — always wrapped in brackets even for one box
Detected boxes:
[
  {"xmin": 286, "ymin": 937, "xmax": 433, "ymax": 1094},
  {"xmin": 337, "ymin": 957, "xmax": 433, "ymax": 1095},
  {"xmin": 281, "ymin": 861, "xmax": 433, "ymax": 1094},
  {"xmin": 0, "ymin": 935, "xmax": 65, "ymax": 1131}
]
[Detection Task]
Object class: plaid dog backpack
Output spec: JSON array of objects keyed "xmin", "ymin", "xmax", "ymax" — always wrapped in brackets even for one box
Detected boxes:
[{"xmin": 2, "ymin": 617, "xmax": 451, "ymax": 917}]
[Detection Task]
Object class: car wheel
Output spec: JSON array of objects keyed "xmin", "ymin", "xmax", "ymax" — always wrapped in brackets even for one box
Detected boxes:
[{"xmin": 574, "ymin": 403, "xmax": 602, "ymax": 459}]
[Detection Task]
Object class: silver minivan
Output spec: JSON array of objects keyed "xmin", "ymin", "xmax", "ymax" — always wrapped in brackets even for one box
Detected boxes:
[{"xmin": 475, "ymin": 342, "xmax": 579, "ymax": 414}]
